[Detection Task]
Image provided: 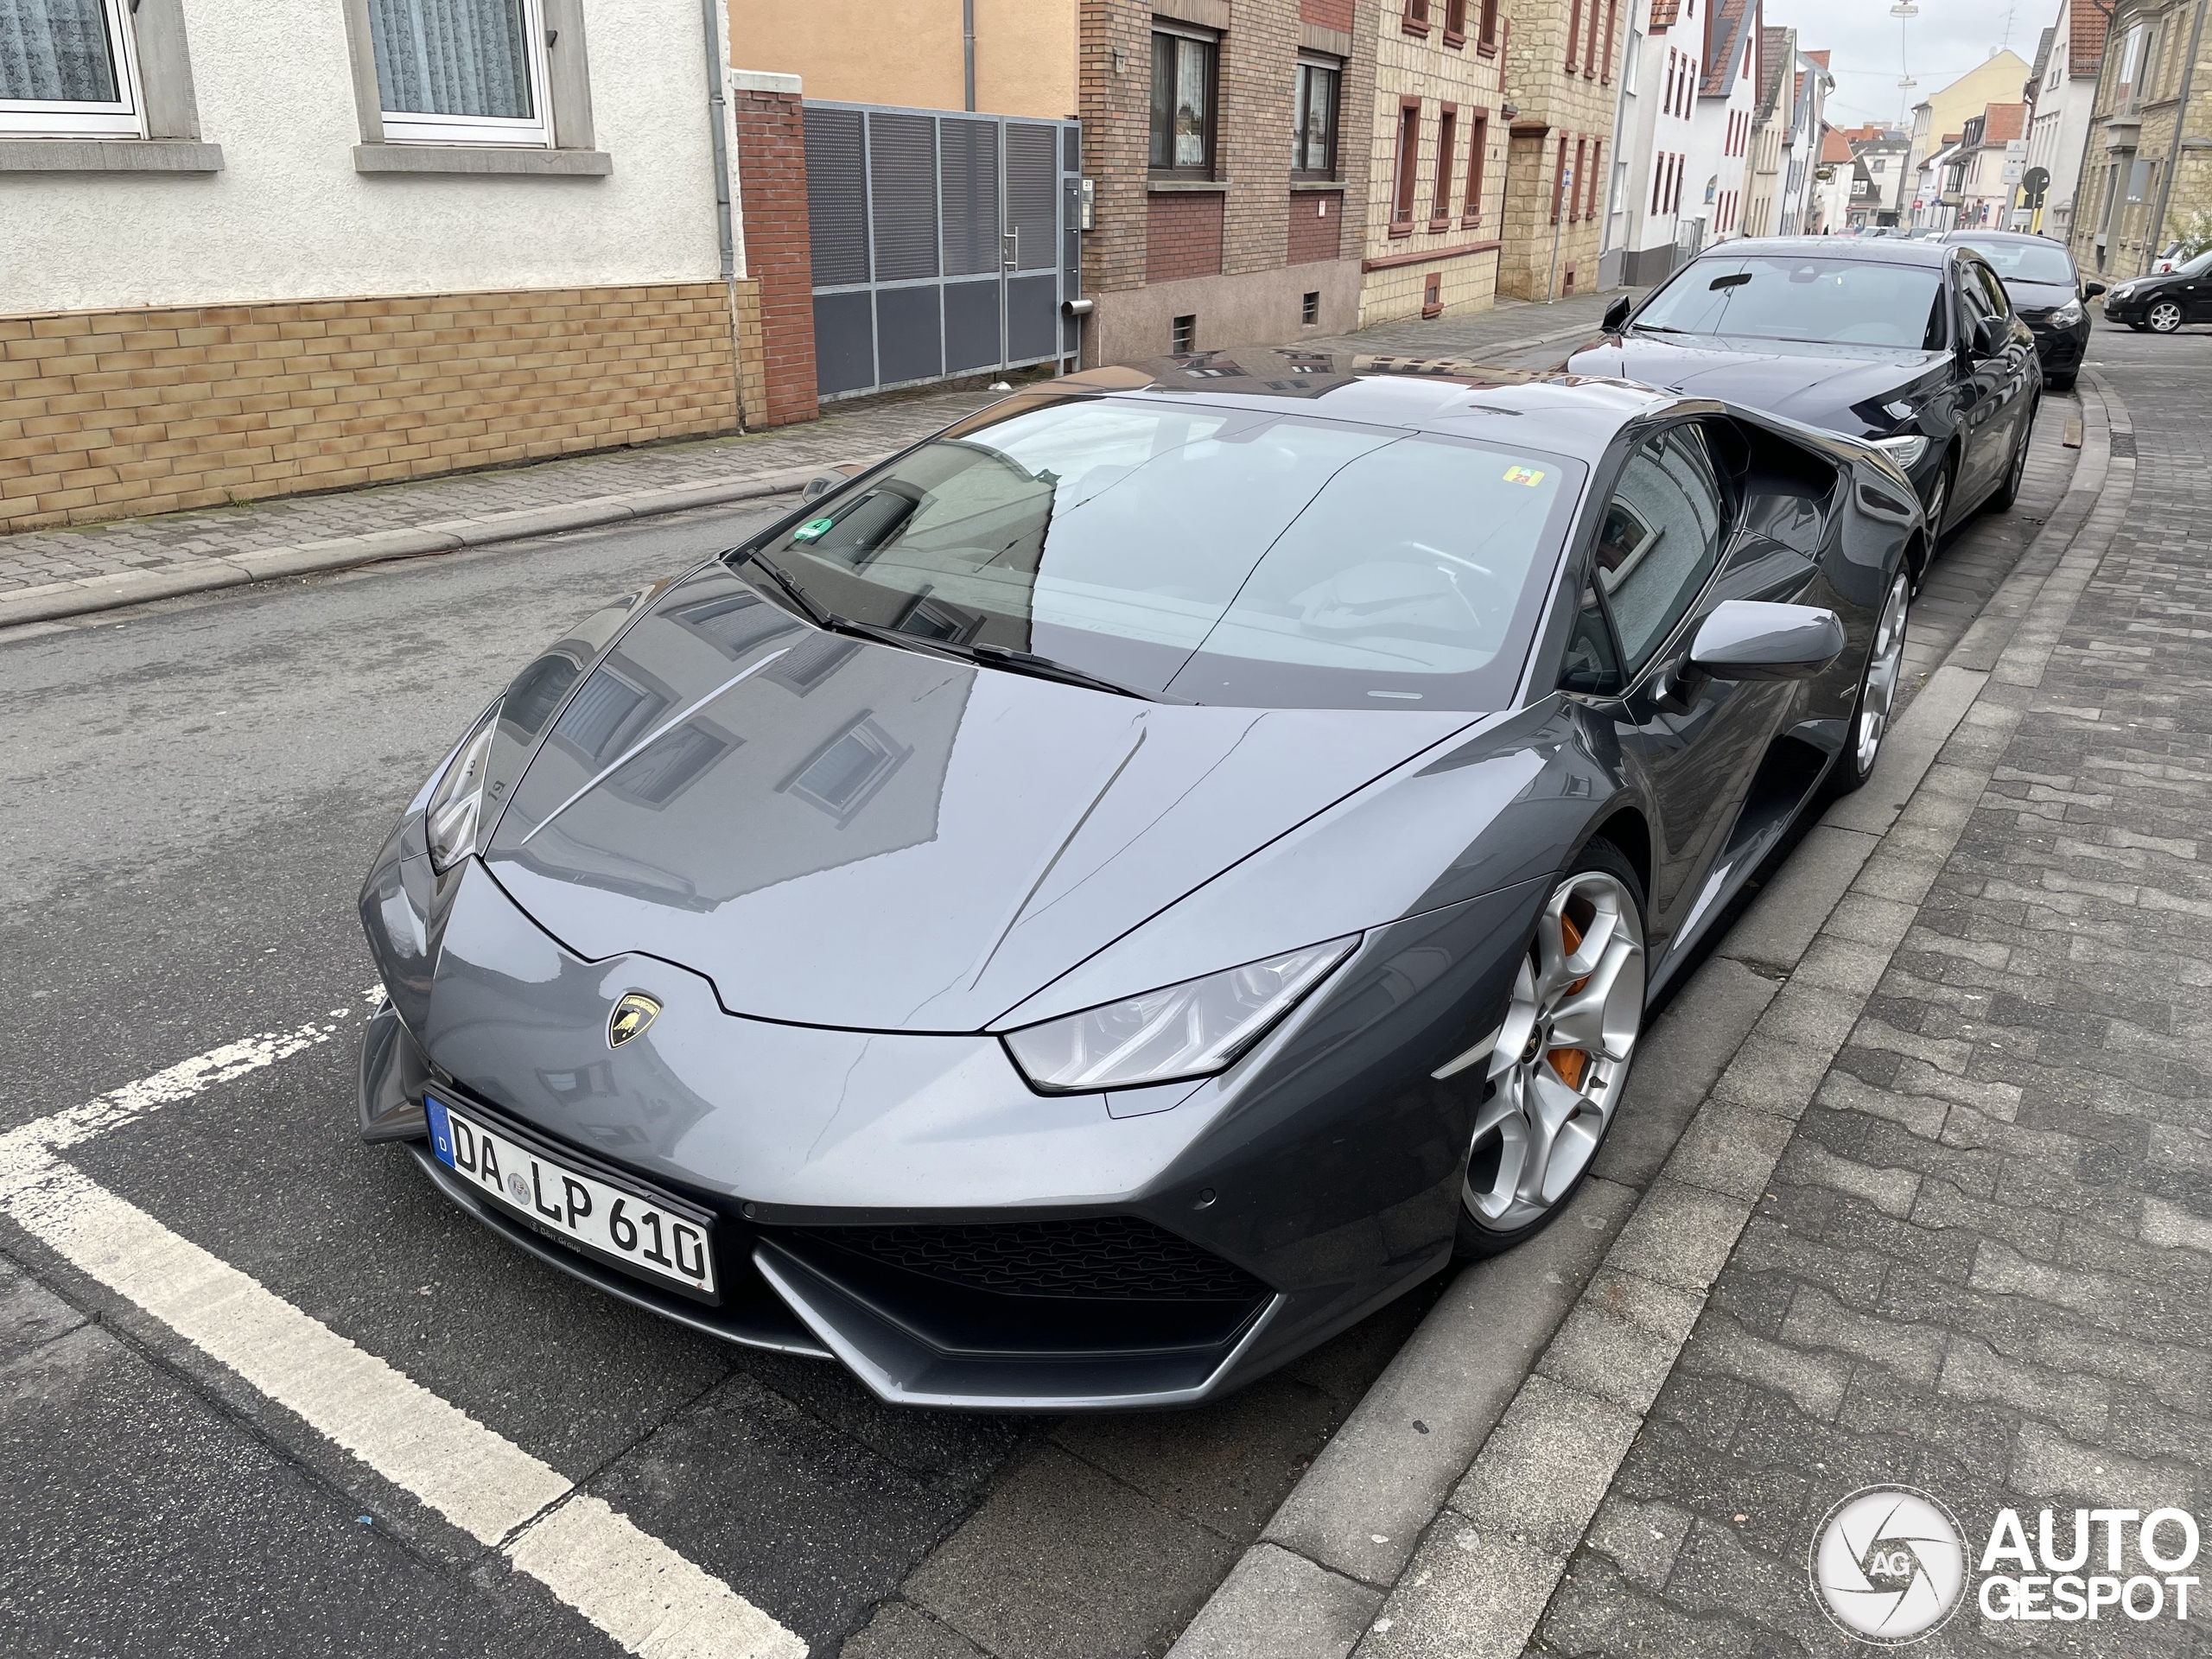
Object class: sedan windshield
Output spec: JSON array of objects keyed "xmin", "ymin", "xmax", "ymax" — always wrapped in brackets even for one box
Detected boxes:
[
  {"xmin": 733, "ymin": 396, "xmax": 1582, "ymax": 711},
  {"xmin": 1953, "ymin": 238, "xmax": 2075, "ymax": 286},
  {"xmin": 1635, "ymin": 255, "xmax": 1948, "ymax": 350}
]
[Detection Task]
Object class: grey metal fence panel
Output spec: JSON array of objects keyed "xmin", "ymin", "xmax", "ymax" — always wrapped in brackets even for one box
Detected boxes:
[
  {"xmin": 940, "ymin": 118, "xmax": 1000, "ymax": 278},
  {"xmin": 813, "ymin": 291, "xmax": 874, "ymax": 397},
  {"xmin": 867, "ymin": 111, "xmax": 939, "ymax": 283},
  {"xmin": 944, "ymin": 279, "xmax": 1001, "ymax": 372},
  {"xmin": 1006, "ymin": 275, "xmax": 1057, "ymax": 361},
  {"xmin": 804, "ymin": 107, "xmax": 869, "ymax": 289},
  {"xmin": 875, "ymin": 285, "xmax": 944, "ymax": 384},
  {"xmin": 1005, "ymin": 123, "xmax": 1058, "ymax": 271}
]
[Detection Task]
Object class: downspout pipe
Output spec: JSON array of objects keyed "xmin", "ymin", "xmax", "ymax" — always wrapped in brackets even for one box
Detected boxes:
[
  {"xmin": 702, "ymin": 0, "xmax": 747, "ymax": 431},
  {"xmin": 964, "ymin": 0, "xmax": 976, "ymax": 112},
  {"xmin": 2145, "ymin": 0, "xmax": 2209, "ymax": 273}
]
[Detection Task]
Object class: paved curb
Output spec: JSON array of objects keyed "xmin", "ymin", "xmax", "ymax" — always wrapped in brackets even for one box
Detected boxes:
[
  {"xmin": 1166, "ymin": 385, "xmax": 2125, "ymax": 1659},
  {"xmin": 0, "ymin": 459, "xmax": 869, "ymax": 632},
  {"xmin": 0, "ymin": 317, "xmax": 1608, "ymax": 635}
]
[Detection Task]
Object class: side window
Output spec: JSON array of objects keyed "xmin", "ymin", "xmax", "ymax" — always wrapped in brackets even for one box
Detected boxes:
[
  {"xmin": 1955, "ymin": 263, "xmax": 1998, "ymax": 340},
  {"xmin": 1559, "ymin": 584, "xmax": 1624, "ymax": 695},
  {"xmin": 1593, "ymin": 427, "xmax": 1727, "ymax": 674},
  {"xmin": 1971, "ymin": 261, "xmax": 2012, "ymax": 319}
]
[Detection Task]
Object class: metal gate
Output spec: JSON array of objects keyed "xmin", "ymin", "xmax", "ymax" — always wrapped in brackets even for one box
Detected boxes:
[{"xmin": 804, "ymin": 101, "xmax": 1081, "ymax": 401}]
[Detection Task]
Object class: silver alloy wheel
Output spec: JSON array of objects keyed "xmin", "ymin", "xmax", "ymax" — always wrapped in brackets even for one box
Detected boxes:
[
  {"xmin": 1855, "ymin": 571, "xmax": 1911, "ymax": 775},
  {"xmin": 1464, "ymin": 872, "xmax": 1646, "ymax": 1233},
  {"xmin": 2150, "ymin": 299, "xmax": 2183, "ymax": 333}
]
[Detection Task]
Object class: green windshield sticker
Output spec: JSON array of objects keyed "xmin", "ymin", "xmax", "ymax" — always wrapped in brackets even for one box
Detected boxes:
[
  {"xmin": 1503, "ymin": 466, "xmax": 1547, "ymax": 487},
  {"xmin": 791, "ymin": 517, "xmax": 836, "ymax": 543}
]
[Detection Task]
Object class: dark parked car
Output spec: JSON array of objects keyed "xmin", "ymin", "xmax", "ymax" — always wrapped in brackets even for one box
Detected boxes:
[
  {"xmin": 1944, "ymin": 229, "xmax": 2101, "ymax": 391},
  {"xmin": 2101, "ymin": 248, "xmax": 2212, "ymax": 333},
  {"xmin": 359, "ymin": 353, "xmax": 1925, "ymax": 1410},
  {"xmin": 1576, "ymin": 236, "xmax": 2041, "ymax": 550}
]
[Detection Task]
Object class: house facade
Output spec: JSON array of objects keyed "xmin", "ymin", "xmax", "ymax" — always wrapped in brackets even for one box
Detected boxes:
[
  {"xmin": 1743, "ymin": 25, "xmax": 1789, "ymax": 234},
  {"xmin": 1358, "ymin": 0, "xmax": 1510, "ymax": 325},
  {"xmin": 1904, "ymin": 49, "xmax": 2034, "ymax": 223},
  {"xmin": 0, "ymin": 0, "xmax": 786, "ymax": 535},
  {"xmin": 2068, "ymin": 0, "xmax": 2212, "ymax": 276},
  {"xmin": 1494, "ymin": 0, "xmax": 1626, "ymax": 298},
  {"xmin": 1685, "ymin": 0, "xmax": 1760, "ymax": 245},
  {"xmin": 2023, "ymin": 0, "xmax": 2107, "ymax": 237},
  {"xmin": 1601, "ymin": 0, "xmax": 1709, "ymax": 287}
]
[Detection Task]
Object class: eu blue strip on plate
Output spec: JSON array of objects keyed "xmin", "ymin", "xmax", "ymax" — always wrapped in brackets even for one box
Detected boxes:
[{"xmin": 424, "ymin": 1094, "xmax": 456, "ymax": 1169}]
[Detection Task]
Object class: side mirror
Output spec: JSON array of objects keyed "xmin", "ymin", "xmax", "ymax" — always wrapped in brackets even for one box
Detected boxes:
[
  {"xmin": 1689, "ymin": 600, "xmax": 1847, "ymax": 683},
  {"xmin": 1974, "ymin": 315, "xmax": 2008, "ymax": 357},
  {"xmin": 1602, "ymin": 296, "xmax": 1634, "ymax": 334},
  {"xmin": 2082, "ymin": 281, "xmax": 2107, "ymax": 300},
  {"xmin": 801, "ymin": 461, "xmax": 869, "ymax": 503}
]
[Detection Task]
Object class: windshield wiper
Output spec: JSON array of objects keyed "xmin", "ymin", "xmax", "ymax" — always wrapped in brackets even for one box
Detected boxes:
[
  {"xmin": 744, "ymin": 552, "xmax": 960, "ymax": 658},
  {"xmin": 970, "ymin": 643, "xmax": 1179, "ymax": 702},
  {"xmin": 1631, "ymin": 323, "xmax": 1691, "ymax": 334},
  {"xmin": 742, "ymin": 550, "xmax": 831, "ymax": 627}
]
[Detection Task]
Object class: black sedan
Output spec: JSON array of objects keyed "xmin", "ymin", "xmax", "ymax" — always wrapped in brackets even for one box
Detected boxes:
[
  {"xmin": 358, "ymin": 353, "xmax": 1925, "ymax": 1409},
  {"xmin": 2101, "ymin": 248, "xmax": 2212, "ymax": 334},
  {"xmin": 1944, "ymin": 229, "xmax": 2101, "ymax": 391},
  {"xmin": 1578, "ymin": 237, "xmax": 2041, "ymax": 556}
]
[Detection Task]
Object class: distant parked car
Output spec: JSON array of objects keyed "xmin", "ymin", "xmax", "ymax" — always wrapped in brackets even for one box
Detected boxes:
[
  {"xmin": 1576, "ymin": 237, "xmax": 2040, "ymax": 556},
  {"xmin": 2153, "ymin": 240, "xmax": 2184, "ymax": 273},
  {"xmin": 2102, "ymin": 250, "xmax": 2212, "ymax": 333},
  {"xmin": 1944, "ymin": 230, "xmax": 2101, "ymax": 392}
]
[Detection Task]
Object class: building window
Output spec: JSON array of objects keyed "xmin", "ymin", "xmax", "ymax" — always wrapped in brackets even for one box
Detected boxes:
[
  {"xmin": 1293, "ymin": 57, "xmax": 1338, "ymax": 176},
  {"xmin": 1403, "ymin": 0, "xmax": 1430, "ymax": 36},
  {"xmin": 365, "ymin": 0, "xmax": 554, "ymax": 146},
  {"xmin": 1172, "ymin": 313, "xmax": 1198, "ymax": 354},
  {"xmin": 1465, "ymin": 111, "xmax": 1488, "ymax": 222},
  {"xmin": 1150, "ymin": 26, "xmax": 1217, "ymax": 174},
  {"xmin": 1445, "ymin": 0, "xmax": 1468, "ymax": 42},
  {"xmin": 1600, "ymin": 0, "xmax": 1618, "ymax": 82},
  {"xmin": 1586, "ymin": 140, "xmax": 1602, "ymax": 217},
  {"xmin": 1566, "ymin": 0, "xmax": 1581, "ymax": 70},
  {"xmin": 1573, "ymin": 137, "xmax": 1587, "ymax": 218},
  {"xmin": 0, "ymin": 0, "xmax": 143, "ymax": 137},
  {"xmin": 1478, "ymin": 0, "xmax": 1499, "ymax": 48},
  {"xmin": 1552, "ymin": 134, "xmax": 1568, "ymax": 223},
  {"xmin": 1584, "ymin": 0, "xmax": 1600, "ymax": 76},
  {"xmin": 1432, "ymin": 106, "xmax": 1458, "ymax": 225},
  {"xmin": 1393, "ymin": 100, "xmax": 1421, "ymax": 227},
  {"xmin": 1302, "ymin": 290, "xmax": 1320, "ymax": 325}
]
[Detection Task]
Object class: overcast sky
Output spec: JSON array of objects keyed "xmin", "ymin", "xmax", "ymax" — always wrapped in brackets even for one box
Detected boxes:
[{"xmin": 1760, "ymin": 0, "xmax": 2046, "ymax": 129}]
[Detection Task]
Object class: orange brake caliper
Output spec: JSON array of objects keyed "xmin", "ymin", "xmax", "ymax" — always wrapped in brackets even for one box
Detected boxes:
[{"xmin": 1549, "ymin": 912, "xmax": 1592, "ymax": 1091}]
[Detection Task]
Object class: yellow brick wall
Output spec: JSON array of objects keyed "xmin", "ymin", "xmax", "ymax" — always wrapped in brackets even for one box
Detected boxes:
[{"xmin": 0, "ymin": 282, "xmax": 748, "ymax": 534}]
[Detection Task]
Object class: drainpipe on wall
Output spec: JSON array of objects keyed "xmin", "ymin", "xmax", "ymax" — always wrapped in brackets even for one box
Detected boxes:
[
  {"xmin": 2145, "ymin": 0, "xmax": 2209, "ymax": 273},
  {"xmin": 964, "ymin": 0, "xmax": 976, "ymax": 111},
  {"xmin": 702, "ymin": 0, "xmax": 747, "ymax": 432}
]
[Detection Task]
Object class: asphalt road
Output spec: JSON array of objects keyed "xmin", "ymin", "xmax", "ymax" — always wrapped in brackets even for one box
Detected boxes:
[{"xmin": 0, "ymin": 324, "xmax": 2094, "ymax": 1658}]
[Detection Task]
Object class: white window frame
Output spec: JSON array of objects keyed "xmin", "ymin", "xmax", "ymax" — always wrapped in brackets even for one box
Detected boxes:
[
  {"xmin": 0, "ymin": 0, "xmax": 147, "ymax": 139},
  {"xmin": 372, "ymin": 0, "xmax": 555, "ymax": 149}
]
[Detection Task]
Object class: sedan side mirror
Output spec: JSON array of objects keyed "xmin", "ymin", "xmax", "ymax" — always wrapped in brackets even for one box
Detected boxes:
[
  {"xmin": 1974, "ymin": 315, "xmax": 2008, "ymax": 357},
  {"xmin": 1689, "ymin": 600, "xmax": 1847, "ymax": 683},
  {"xmin": 1602, "ymin": 296, "xmax": 1634, "ymax": 333},
  {"xmin": 2083, "ymin": 281, "xmax": 2107, "ymax": 300}
]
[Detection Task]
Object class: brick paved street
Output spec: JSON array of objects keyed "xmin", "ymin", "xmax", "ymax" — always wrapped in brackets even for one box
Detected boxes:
[
  {"xmin": 0, "ymin": 292, "xmax": 1619, "ymax": 615},
  {"xmin": 1500, "ymin": 333, "xmax": 2212, "ymax": 1655}
]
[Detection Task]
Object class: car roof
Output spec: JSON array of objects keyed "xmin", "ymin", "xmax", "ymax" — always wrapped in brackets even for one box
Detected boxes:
[
  {"xmin": 1941, "ymin": 229, "xmax": 2070, "ymax": 254},
  {"xmin": 1039, "ymin": 352, "xmax": 1685, "ymax": 466},
  {"xmin": 1688, "ymin": 234, "xmax": 1955, "ymax": 268}
]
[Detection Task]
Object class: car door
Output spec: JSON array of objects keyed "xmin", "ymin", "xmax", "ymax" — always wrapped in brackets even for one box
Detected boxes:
[
  {"xmin": 1949, "ymin": 257, "xmax": 2012, "ymax": 506},
  {"xmin": 2180, "ymin": 251, "xmax": 2212, "ymax": 320},
  {"xmin": 1569, "ymin": 423, "xmax": 1800, "ymax": 955}
]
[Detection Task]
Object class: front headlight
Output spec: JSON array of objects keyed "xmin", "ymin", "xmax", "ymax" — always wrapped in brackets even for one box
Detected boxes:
[
  {"xmin": 1870, "ymin": 434, "xmax": 1929, "ymax": 470},
  {"xmin": 2052, "ymin": 298, "xmax": 2085, "ymax": 327},
  {"xmin": 424, "ymin": 704, "xmax": 500, "ymax": 872},
  {"xmin": 1002, "ymin": 938, "xmax": 1359, "ymax": 1093}
]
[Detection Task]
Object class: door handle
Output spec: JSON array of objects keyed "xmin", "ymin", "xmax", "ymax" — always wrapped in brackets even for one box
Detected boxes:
[{"xmin": 1002, "ymin": 229, "xmax": 1019, "ymax": 270}]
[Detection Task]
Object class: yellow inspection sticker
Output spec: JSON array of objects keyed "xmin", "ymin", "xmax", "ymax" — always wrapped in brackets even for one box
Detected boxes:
[{"xmin": 1503, "ymin": 465, "xmax": 1547, "ymax": 486}]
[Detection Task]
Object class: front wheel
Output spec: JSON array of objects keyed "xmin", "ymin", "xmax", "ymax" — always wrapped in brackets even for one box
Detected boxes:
[
  {"xmin": 1455, "ymin": 842, "xmax": 1647, "ymax": 1259},
  {"xmin": 2149, "ymin": 300, "xmax": 2184, "ymax": 334},
  {"xmin": 1827, "ymin": 569, "xmax": 1911, "ymax": 797}
]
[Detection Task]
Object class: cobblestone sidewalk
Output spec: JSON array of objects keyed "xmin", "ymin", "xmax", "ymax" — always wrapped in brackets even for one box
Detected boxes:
[
  {"xmin": 1344, "ymin": 347, "xmax": 2212, "ymax": 1657},
  {"xmin": 0, "ymin": 290, "xmax": 1624, "ymax": 623}
]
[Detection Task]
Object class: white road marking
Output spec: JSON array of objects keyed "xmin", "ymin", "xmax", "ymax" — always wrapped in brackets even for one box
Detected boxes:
[{"xmin": 0, "ymin": 1022, "xmax": 807, "ymax": 1659}]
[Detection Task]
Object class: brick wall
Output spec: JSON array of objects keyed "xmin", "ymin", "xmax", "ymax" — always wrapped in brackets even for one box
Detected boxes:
[
  {"xmin": 1148, "ymin": 193, "xmax": 1230, "ymax": 282},
  {"xmin": 0, "ymin": 284, "xmax": 742, "ymax": 536},
  {"xmin": 1301, "ymin": 0, "xmax": 1355, "ymax": 30},
  {"xmin": 1492, "ymin": 0, "xmax": 1618, "ymax": 299},
  {"xmin": 1288, "ymin": 191, "xmax": 1346, "ymax": 263},
  {"xmin": 730, "ymin": 86, "xmax": 820, "ymax": 429}
]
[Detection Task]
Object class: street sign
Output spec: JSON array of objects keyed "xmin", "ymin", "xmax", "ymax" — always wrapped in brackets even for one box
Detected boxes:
[{"xmin": 2022, "ymin": 165, "xmax": 2050, "ymax": 207}]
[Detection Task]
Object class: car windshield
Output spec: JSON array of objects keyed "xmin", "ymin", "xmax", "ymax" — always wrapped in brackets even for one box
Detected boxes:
[
  {"xmin": 1955, "ymin": 238, "xmax": 2075, "ymax": 285},
  {"xmin": 1634, "ymin": 255, "xmax": 1948, "ymax": 349},
  {"xmin": 2178, "ymin": 250, "xmax": 2212, "ymax": 276},
  {"xmin": 732, "ymin": 395, "xmax": 1583, "ymax": 711}
]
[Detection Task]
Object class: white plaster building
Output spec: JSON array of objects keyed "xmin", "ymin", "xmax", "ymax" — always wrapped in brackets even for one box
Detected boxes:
[{"xmin": 2024, "ymin": 0, "xmax": 2106, "ymax": 236}]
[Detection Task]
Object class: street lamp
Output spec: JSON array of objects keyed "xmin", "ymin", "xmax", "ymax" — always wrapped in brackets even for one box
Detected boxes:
[{"xmin": 1889, "ymin": 2, "xmax": 1918, "ymax": 15}]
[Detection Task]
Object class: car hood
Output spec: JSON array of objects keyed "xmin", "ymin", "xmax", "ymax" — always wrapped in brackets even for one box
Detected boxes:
[
  {"xmin": 481, "ymin": 564, "xmax": 1474, "ymax": 1033},
  {"xmin": 2001, "ymin": 279, "xmax": 2078, "ymax": 310},
  {"xmin": 1569, "ymin": 333, "xmax": 1950, "ymax": 432}
]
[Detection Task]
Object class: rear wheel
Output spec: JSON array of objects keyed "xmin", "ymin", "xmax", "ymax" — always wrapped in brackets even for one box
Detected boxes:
[
  {"xmin": 1455, "ymin": 842, "xmax": 1646, "ymax": 1259},
  {"xmin": 2150, "ymin": 300, "xmax": 2184, "ymax": 334},
  {"xmin": 1988, "ymin": 398, "xmax": 2036, "ymax": 512},
  {"xmin": 2047, "ymin": 372, "xmax": 2076, "ymax": 393},
  {"xmin": 1827, "ymin": 569, "xmax": 1911, "ymax": 797}
]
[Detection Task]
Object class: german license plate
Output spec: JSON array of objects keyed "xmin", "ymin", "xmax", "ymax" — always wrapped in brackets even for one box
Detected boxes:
[{"xmin": 424, "ymin": 1094, "xmax": 718, "ymax": 1298}]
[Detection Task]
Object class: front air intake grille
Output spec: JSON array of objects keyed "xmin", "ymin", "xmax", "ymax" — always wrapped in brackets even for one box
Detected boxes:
[{"xmin": 806, "ymin": 1217, "xmax": 1266, "ymax": 1301}]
